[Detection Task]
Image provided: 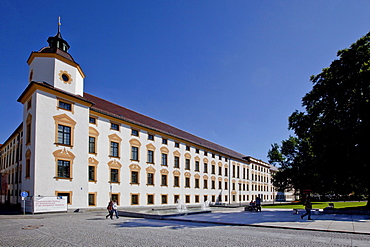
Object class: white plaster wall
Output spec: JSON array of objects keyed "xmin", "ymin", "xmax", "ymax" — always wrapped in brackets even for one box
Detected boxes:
[
  {"xmin": 30, "ymin": 57, "xmax": 84, "ymax": 96},
  {"xmin": 32, "ymin": 90, "xmax": 90, "ymax": 208},
  {"xmin": 54, "ymin": 59, "xmax": 84, "ymax": 96},
  {"xmin": 29, "ymin": 57, "xmax": 55, "ymax": 84},
  {"xmin": 88, "ymin": 116, "xmax": 249, "ymax": 207}
]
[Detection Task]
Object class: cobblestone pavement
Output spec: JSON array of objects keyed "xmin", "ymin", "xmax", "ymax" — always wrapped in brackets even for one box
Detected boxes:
[{"xmin": 1, "ymin": 211, "xmax": 370, "ymax": 246}]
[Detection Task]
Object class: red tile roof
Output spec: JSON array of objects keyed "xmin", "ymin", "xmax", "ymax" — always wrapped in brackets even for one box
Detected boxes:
[{"xmin": 83, "ymin": 93, "xmax": 248, "ymax": 161}]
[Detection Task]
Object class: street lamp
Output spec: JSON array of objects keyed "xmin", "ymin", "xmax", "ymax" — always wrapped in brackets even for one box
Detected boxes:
[{"xmin": 109, "ymin": 181, "xmax": 112, "ymax": 200}]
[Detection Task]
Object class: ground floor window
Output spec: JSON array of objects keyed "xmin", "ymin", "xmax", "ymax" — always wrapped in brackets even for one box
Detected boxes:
[
  {"xmin": 147, "ymin": 194, "xmax": 154, "ymax": 205},
  {"xmin": 185, "ymin": 195, "xmax": 190, "ymax": 203},
  {"xmin": 131, "ymin": 194, "xmax": 139, "ymax": 205},
  {"xmin": 88, "ymin": 193, "xmax": 96, "ymax": 206},
  {"xmin": 174, "ymin": 194, "xmax": 180, "ymax": 204},
  {"xmin": 195, "ymin": 195, "xmax": 199, "ymax": 203},
  {"xmin": 161, "ymin": 194, "xmax": 168, "ymax": 204},
  {"xmin": 56, "ymin": 191, "xmax": 72, "ymax": 204},
  {"xmin": 111, "ymin": 193, "xmax": 119, "ymax": 204}
]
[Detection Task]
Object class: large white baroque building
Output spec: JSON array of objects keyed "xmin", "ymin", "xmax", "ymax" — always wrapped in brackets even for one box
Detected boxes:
[{"xmin": 0, "ymin": 26, "xmax": 276, "ymax": 210}]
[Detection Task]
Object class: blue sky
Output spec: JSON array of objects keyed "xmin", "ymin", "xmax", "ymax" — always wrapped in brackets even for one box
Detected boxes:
[{"xmin": 1, "ymin": 1, "xmax": 370, "ymax": 162}]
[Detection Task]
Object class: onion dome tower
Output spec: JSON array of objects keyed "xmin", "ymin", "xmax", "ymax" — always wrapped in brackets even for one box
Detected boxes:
[{"xmin": 27, "ymin": 17, "xmax": 85, "ymax": 96}]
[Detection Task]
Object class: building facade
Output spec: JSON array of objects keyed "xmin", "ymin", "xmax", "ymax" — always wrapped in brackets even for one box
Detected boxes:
[{"xmin": 0, "ymin": 27, "xmax": 276, "ymax": 210}]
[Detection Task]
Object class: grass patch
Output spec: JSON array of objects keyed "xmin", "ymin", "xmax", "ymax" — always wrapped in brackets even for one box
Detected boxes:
[{"xmin": 263, "ymin": 201, "xmax": 367, "ymax": 210}]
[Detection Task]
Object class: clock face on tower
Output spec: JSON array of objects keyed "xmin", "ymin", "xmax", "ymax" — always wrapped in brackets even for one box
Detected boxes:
[{"xmin": 59, "ymin": 70, "xmax": 73, "ymax": 84}]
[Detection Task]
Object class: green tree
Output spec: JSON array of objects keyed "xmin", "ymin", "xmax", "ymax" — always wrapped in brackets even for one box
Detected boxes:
[
  {"xmin": 268, "ymin": 136, "xmax": 317, "ymax": 198},
  {"xmin": 289, "ymin": 32, "xmax": 370, "ymax": 206}
]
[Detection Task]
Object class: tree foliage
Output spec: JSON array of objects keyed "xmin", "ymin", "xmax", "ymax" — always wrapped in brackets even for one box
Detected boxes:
[{"xmin": 270, "ymin": 32, "xmax": 370, "ymax": 204}]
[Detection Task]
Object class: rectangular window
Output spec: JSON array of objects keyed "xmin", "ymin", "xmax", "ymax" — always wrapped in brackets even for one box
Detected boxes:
[
  {"xmin": 147, "ymin": 150, "xmax": 154, "ymax": 163},
  {"xmin": 204, "ymin": 163, "xmax": 208, "ymax": 173},
  {"xmin": 89, "ymin": 136, "xmax": 96, "ymax": 153},
  {"xmin": 185, "ymin": 177, "xmax": 190, "ymax": 188},
  {"xmin": 131, "ymin": 194, "xmax": 139, "ymax": 205},
  {"xmin": 25, "ymin": 159, "xmax": 30, "ymax": 178},
  {"xmin": 88, "ymin": 193, "xmax": 96, "ymax": 206},
  {"xmin": 237, "ymin": 166, "xmax": 240, "ymax": 178},
  {"xmin": 110, "ymin": 142, "xmax": 119, "ymax": 157},
  {"xmin": 147, "ymin": 173, "xmax": 154, "ymax": 185},
  {"xmin": 59, "ymin": 101, "xmax": 71, "ymax": 111},
  {"xmin": 147, "ymin": 194, "xmax": 154, "ymax": 204},
  {"xmin": 88, "ymin": 166, "xmax": 95, "ymax": 182},
  {"xmin": 225, "ymin": 181, "xmax": 228, "ymax": 190},
  {"xmin": 148, "ymin": 134, "xmax": 154, "ymax": 140},
  {"xmin": 174, "ymin": 176, "xmax": 179, "ymax": 187},
  {"xmin": 174, "ymin": 195, "xmax": 180, "ymax": 204},
  {"xmin": 89, "ymin": 116, "xmax": 96, "ymax": 124},
  {"xmin": 185, "ymin": 195, "xmax": 190, "ymax": 203},
  {"xmin": 212, "ymin": 153, "xmax": 215, "ymax": 158},
  {"xmin": 211, "ymin": 165, "xmax": 215, "ymax": 174},
  {"xmin": 131, "ymin": 129, "xmax": 139, "ymax": 136},
  {"xmin": 218, "ymin": 181, "xmax": 222, "ymax": 189},
  {"xmin": 195, "ymin": 149, "xmax": 199, "ymax": 153},
  {"xmin": 204, "ymin": 195, "xmax": 208, "ymax": 202},
  {"xmin": 174, "ymin": 156, "xmax": 180, "ymax": 168},
  {"xmin": 225, "ymin": 167, "xmax": 228, "ymax": 176},
  {"xmin": 243, "ymin": 167, "xmax": 246, "ymax": 179},
  {"xmin": 185, "ymin": 159, "xmax": 190, "ymax": 170},
  {"xmin": 195, "ymin": 178, "xmax": 199, "ymax": 188},
  {"xmin": 111, "ymin": 123, "xmax": 119, "ymax": 131},
  {"xmin": 161, "ymin": 153, "xmax": 168, "ymax": 166},
  {"xmin": 110, "ymin": 168, "xmax": 119, "ymax": 183},
  {"xmin": 57, "ymin": 192, "xmax": 71, "ymax": 204},
  {"xmin": 195, "ymin": 161, "xmax": 199, "ymax": 171},
  {"xmin": 57, "ymin": 160, "xmax": 70, "ymax": 178},
  {"xmin": 186, "ymin": 146, "xmax": 190, "ymax": 151},
  {"xmin": 203, "ymin": 179, "xmax": 208, "ymax": 189},
  {"xmin": 162, "ymin": 138, "xmax": 167, "ymax": 144},
  {"xmin": 161, "ymin": 174, "xmax": 167, "ymax": 186},
  {"xmin": 58, "ymin": 124, "xmax": 71, "ymax": 145},
  {"xmin": 212, "ymin": 195, "xmax": 216, "ymax": 202},
  {"xmin": 161, "ymin": 194, "xmax": 168, "ymax": 204},
  {"xmin": 131, "ymin": 171, "xmax": 139, "ymax": 184},
  {"xmin": 111, "ymin": 194, "xmax": 119, "ymax": 204},
  {"xmin": 211, "ymin": 180, "xmax": 215, "ymax": 189},
  {"xmin": 26, "ymin": 123, "xmax": 31, "ymax": 144},
  {"xmin": 131, "ymin": 146, "xmax": 139, "ymax": 161},
  {"xmin": 195, "ymin": 195, "xmax": 199, "ymax": 203},
  {"xmin": 218, "ymin": 166, "xmax": 222, "ymax": 175},
  {"xmin": 175, "ymin": 142, "xmax": 179, "ymax": 148},
  {"xmin": 232, "ymin": 165, "xmax": 235, "ymax": 178}
]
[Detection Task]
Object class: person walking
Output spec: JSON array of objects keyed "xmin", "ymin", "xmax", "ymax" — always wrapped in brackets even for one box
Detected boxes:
[
  {"xmin": 106, "ymin": 201, "xmax": 113, "ymax": 220},
  {"xmin": 112, "ymin": 200, "xmax": 119, "ymax": 219},
  {"xmin": 255, "ymin": 196, "xmax": 262, "ymax": 212},
  {"xmin": 301, "ymin": 196, "xmax": 313, "ymax": 220}
]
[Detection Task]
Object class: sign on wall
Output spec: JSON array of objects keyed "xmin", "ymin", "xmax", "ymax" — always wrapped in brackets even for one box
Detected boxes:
[{"xmin": 25, "ymin": 196, "xmax": 68, "ymax": 213}]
